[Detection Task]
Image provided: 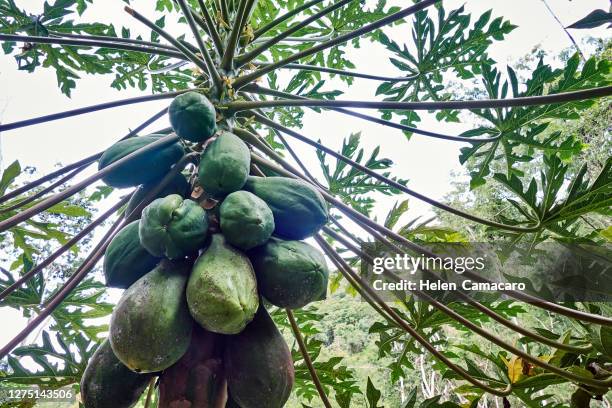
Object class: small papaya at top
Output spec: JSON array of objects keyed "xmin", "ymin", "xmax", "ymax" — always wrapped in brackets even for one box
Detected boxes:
[
  {"xmin": 98, "ymin": 135, "xmax": 184, "ymax": 188},
  {"xmin": 198, "ymin": 132, "xmax": 251, "ymax": 198},
  {"xmin": 169, "ymin": 91, "xmax": 217, "ymax": 143},
  {"xmin": 139, "ymin": 194, "xmax": 209, "ymax": 259},
  {"xmin": 109, "ymin": 260, "xmax": 193, "ymax": 373},
  {"xmin": 224, "ymin": 306, "xmax": 294, "ymax": 408},
  {"xmin": 125, "ymin": 173, "xmax": 191, "ymax": 219},
  {"xmin": 244, "ymin": 176, "xmax": 328, "ymax": 239},
  {"xmin": 81, "ymin": 339, "xmax": 153, "ymax": 408},
  {"xmin": 103, "ymin": 220, "xmax": 160, "ymax": 289}
]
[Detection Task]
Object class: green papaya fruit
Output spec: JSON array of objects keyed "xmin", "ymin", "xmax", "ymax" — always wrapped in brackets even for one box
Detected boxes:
[
  {"xmin": 139, "ymin": 194, "xmax": 209, "ymax": 259},
  {"xmin": 81, "ymin": 339, "xmax": 152, "ymax": 408},
  {"xmin": 220, "ymin": 191, "xmax": 274, "ymax": 250},
  {"xmin": 98, "ymin": 135, "xmax": 185, "ymax": 188},
  {"xmin": 249, "ymin": 238, "xmax": 328, "ymax": 309},
  {"xmin": 224, "ymin": 306, "xmax": 294, "ymax": 408},
  {"xmin": 159, "ymin": 326, "xmax": 227, "ymax": 407},
  {"xmin": 198, "ymin": 132, "xmax": 251, "ymax": 198},
  {"xmin": 109, "ymin": 260, "xmax": 193, "ymax": 373},
  {"xmin": 244, "ymin": 176, "xmax": 328, "ymax": 239},
  {"xmin": 125, "ymin": 173, "xmax": 190, "ymax": 219},
  {"xmin": 187, "ymin": 234, "xmax": 259, "ymax": 334},
  {"xmin": 169, "ymin": 91, "xmax": 217, "ymax": 143},
  {"xmin": 103, "ymin": 220, "xmax": 160, "ymax": 289}
]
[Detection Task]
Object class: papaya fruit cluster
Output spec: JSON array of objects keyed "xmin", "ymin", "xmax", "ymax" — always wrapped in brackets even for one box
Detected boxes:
[{"xmin": 82, "ymin": 92, "xmax": 330, "ymax": 408}]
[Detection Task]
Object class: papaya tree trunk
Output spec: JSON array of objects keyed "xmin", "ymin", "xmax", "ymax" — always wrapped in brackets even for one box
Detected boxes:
[{"xmin": 159, "ymin": 326, "xmax": 228, "ymax": 408}]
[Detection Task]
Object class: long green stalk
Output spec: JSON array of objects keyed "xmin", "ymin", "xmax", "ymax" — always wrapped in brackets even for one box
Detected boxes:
[
  {"xmin": 233, "ymin": 0, "xmax": 440, "ymax": 88},
  {"xmin": 235, "ymin": 0, "xmax": 355, "ymax": 67}
]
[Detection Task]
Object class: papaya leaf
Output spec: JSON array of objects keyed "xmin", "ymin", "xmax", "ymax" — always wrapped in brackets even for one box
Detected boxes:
[
  {"xmin": 317, "ymin": 132, "xmax": 408, "ymax": 215},
  {"xmin": 365, "ymin": 377, "xmax": 383, "ymax": 408},
  {"xmin": 567, "ymin": 9, "xmax": 612, "ymax": 29},
  {"xmin": 3, "ymin": 330, "xmax": 96, "ymax": 387},
  {"xmin": 376, "ymin": 6, "xmax": 515, "ymax": 130},
  {"xmin": 0, "ymin": 161, "xmax": 21, "ymax": 197},
  {"xmin": 463, "ymin": 54, "xmax": 610, "ymax": 188}
]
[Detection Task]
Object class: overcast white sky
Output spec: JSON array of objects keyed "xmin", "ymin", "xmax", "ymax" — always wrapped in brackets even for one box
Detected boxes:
[{"xmin": 0, "ymin": 0, "xmax": 609, "ymax": 350}]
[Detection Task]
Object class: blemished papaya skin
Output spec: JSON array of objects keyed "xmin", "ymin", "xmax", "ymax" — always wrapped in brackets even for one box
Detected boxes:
[
  {"xmin": 98, "ymin": 135, "xmax": 185, "ymax": 188},
  {"xmin": 249, "ymin": 237, "xmax": 329, "ymax": 309},
  {"xmin": 139, "ymin": 194, "xmax": 209, "ymax": 259},
  {"xmin": 158, "ymin": 326, "xmax": 227, "ymax": 408},
  {"xmin": 81, "ymin": 339, "xmax": 152, "ymax": 408},
  {"xmin": 198, "ymin": 132, "xmax": 251, "ymax": 198},
  {"xmin": 219, "ymin": 190, "xmax": 274, "ymax": 250},
  {"xmin": 103, "ymin": 220, "xmax": 160, "ymax": 289},
  {"xmin": 224, "ymin": 306, "xmax": 294, "ymax": 408},
  {"xmin": 186, "ymin": 234, "xmax": 259, "ymax": 334},
  {"xmin": 169, "ymin": 91, "xmax": 217, "ymax": 143},
  {"xmin": 243, "ymin": 176, "xmax": 328, "ymax": 239},
  {"xmin": 125, "ymin": 173, "xmax": 190, "ymax": 219},
  {"xmin": 109, "ymin": 260, "xmax": 193, "ymax": 373}
]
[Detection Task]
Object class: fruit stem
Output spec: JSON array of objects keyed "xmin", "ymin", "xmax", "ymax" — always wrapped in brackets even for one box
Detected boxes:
[
  {"xmin": 0, "ymin": 108, "xmax": 167, "ymax": 204},
  {"xmin": 0, "ymin": 33, "xmax": 185, "ymax": 60},
  {"xmin": 251, "ymin": 0, "xmax": 324, "ymax": 40},
  {"xmin": 242, "ymin": 84, "xmax": 501, "ymax": 144},
  {"xmin": 175, "ymin": 0, "xmax": 225, "ymax": 92},
  {"xmin": 224, "ymin": 86, "xmax": 612, "ymax": 113},
  {"xmin": 198, "ymin": 0, "xmax": 225, "ymax": 57},
  {"xmin": 286, "ymin": 309, "xmax": 333, "ymax": 408},
  {"xmin": 234, "ymin": 0, "xmax": 355, "ymax": 68},
  {"xmin": 232, "ymin": 0, "xmax": 440, "ymax": 88},
  {"xmin": 0, "ymin": 135, "xmax": 179, "ymax": 233}
]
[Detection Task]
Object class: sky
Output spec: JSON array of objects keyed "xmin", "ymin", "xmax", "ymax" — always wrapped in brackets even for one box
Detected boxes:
[{"xmin": 0, "ymin": 0, "xmax": 609, "ymax": 354}]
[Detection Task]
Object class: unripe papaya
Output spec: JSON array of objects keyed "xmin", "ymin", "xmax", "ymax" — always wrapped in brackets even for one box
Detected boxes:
[
  {"xmin": 169, "ymin": 91, "xmax": 217, "ymax": 143},
  {"xmin": 98, "ymin": 135, "xmax": 184, "ymax": 188},
  {"xmin": 198, "ymin": 132, "xmax": 251, "ymax": 198},
  {"xmin": 109, "ymin": 260, "xmax": 193, "ymax": 373},
  {"xmin": 139, "ymin": 194, "xmax": 209, "ymax": 259},
  {"xmin": 244, "ymin": 176, "xmax": 328, "ymax": 239},
  {"xmin": 103, "ymin": 220, "xmax": 160, "ymax": 289},
  {"xmin": 125, "ymin": 173, "xmax": 190, "ymax": 219},
  {"xmin": 220, "ymin": 191, "xmax": 274, "ymax": 250},
  {"xmin": 187, "ymin": 234, "xmax": 259, "ymax": 334},
  {"xmin": 249, "ymin": 238, "xmax": 328, "ymax": 309},
  {"xmin": 81, "ymin": 339, "xmax": 152, "ymax": 408},
  {"xmin": 224, "ymin": 306, "xmax": 294, "ymax": 408}
]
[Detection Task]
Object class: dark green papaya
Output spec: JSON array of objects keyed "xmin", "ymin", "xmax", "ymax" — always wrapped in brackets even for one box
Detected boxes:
[
  {"xmin": 81, "ymin": 339, "xmax": 152, "ymax": 408},
  {"xmin": 109, "ymin": 260, "xmax": 193, "ymax": 373},
  {"xmin": 226, "ymin": 395, "xmax": 241, "ymax": 408},
  {"xmin": 187, "ymin": 234, "xmax": 259, "ymax": 334},
  {"xmin": 244, "ymin": 176, "xmax": 328, "ymax": 239},
  {"xmin": 103, "ymin": 220, "xmax": 160, "ymax": 289},
  {"xmin": 198, "ymin": 132, "xmax": 251, "ymax": 198},
  {"xmin": 125, "ymin": 173, "xmax": 190, "ymax": 219},
  {"xmin": 98, "ymin": 135, "xmax": 185, "ymax": 188},
  {"xmin": 224, "ymin": 306, "xmax": 294, "ymax": 408},
  {"xmin": 169, "ymin": 91, "xmax": 217, "ymax": 142},
  {"xmin": 220, "ymin": 191, "xmax": 274, "ymax": 250},
  {"xmin": 139, "ymin": 194, "xmax": 209, "ymax": 259},
  {"xmin": 159, "ymin": 326, "xmax": 227, "ymax": 407},
  {"xmin": 249, "ymin": 238, "xmax": 328, "ymax": 309}
]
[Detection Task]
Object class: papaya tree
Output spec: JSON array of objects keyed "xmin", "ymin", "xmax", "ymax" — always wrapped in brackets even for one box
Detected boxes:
[{"xmin": 0, "ymin": 0, "xmax": 611, "ymax": 407}]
